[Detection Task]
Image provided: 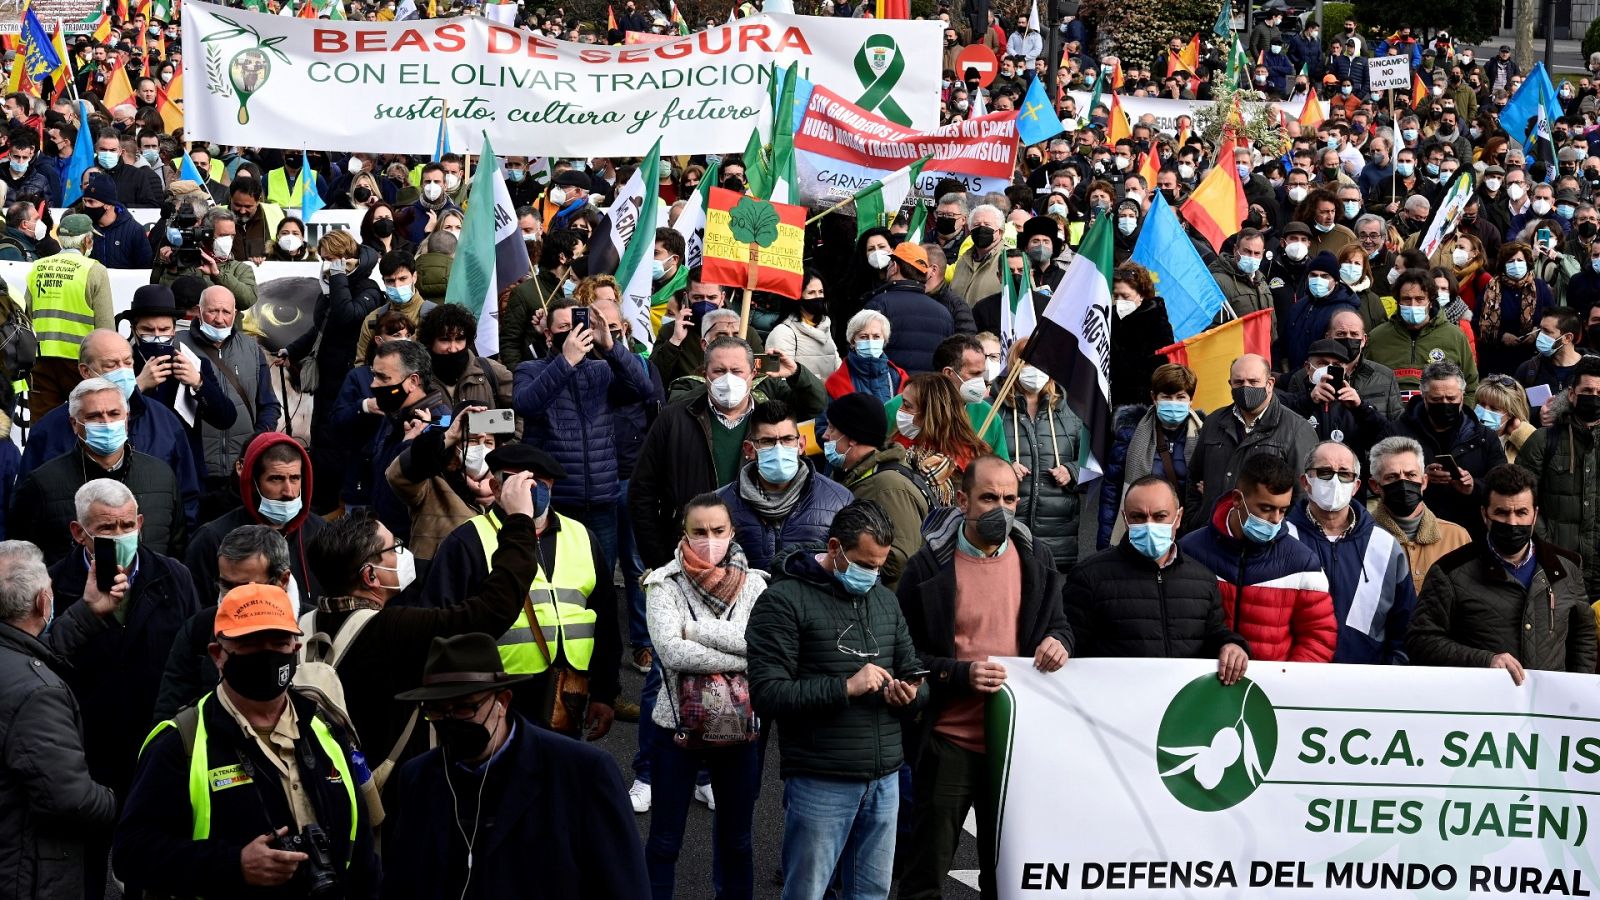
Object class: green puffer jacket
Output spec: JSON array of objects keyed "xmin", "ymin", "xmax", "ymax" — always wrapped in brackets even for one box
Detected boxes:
[
  {"xmin": 999, "ymin": 393, "xmax": 1085, "ymax": 570},
  {"xmin": 1364, "ymin": 311, "xmax": 1479, "ymax": 398},
  {"xmin": 747, "ymin": 543, "xmax": 927, "ymax": 781},
  {"xmin": 414, "ymin": 250, "xmax": 454, "ymax": 304},
  {"xmin": 1518, "ymin": 413, "xmax": 1600, "ymax": 597}
]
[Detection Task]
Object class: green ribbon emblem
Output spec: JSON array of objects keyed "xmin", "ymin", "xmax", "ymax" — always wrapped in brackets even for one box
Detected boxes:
[{"xmin": 854, "ymin": 35, "xmax": 909, "ymax": 125}]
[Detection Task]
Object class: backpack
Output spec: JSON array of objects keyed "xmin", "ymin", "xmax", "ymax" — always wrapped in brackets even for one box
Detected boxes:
[
  {"xmin": 296, "ymin": 609, "xmax": 421, "ymax": 796},
  {"xmin": 875, "ymin": 460, "xmax": 938, "ymax": 515}
]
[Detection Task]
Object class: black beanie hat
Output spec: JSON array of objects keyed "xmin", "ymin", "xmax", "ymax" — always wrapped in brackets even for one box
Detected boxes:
[{"xmin": 826, "ymin": 392, "xmax": 889, "ymax": 449}]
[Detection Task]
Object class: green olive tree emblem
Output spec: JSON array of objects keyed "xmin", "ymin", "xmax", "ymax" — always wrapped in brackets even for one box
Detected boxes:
[
  {"xmin": 201, "ymin": 15, "xmax": 292, "ymax": 125},
  {"xmin": 1156, "ymin": 674, "xmax": 1277, "ymax": 811}
]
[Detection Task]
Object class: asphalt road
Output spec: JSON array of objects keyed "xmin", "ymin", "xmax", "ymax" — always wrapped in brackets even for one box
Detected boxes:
[{"xmin": 594, "ymin": 662, "xmax": 985, "ymax": 899}]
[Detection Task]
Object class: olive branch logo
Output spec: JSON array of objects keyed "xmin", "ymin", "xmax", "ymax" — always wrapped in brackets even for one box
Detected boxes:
[
  {"xmin": 1155, "ymin": 674, "xmax": 1278, "ymax": 812},
  {"xmin": 201, "ymin": 14, "xmax": 292, "ymax": 125}
]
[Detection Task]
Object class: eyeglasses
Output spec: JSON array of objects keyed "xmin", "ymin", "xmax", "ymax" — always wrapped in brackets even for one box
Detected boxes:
[
  {"xmin": 837, "ymin": 623, "xmax": 882, "ymax": 660},
  {"xmin": 1306, "ymin": 467, "xmax": 1359, "ymax": 484},
  {"xmin": 421, "ymin": 692, "xmax": 493, "ymax": 722},
  {"xmin": 750, "ymin": 435, "xmax": 803, "ymax": 450},
  {"xmin": 367, "ymin": 537, "xmax": 407, "ymax": 562}
]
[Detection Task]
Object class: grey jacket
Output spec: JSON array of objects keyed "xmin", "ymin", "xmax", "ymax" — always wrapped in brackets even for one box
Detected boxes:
[
  {"xmin": 178, "ymin": 329, "xmax": 281, "ymax": 479},
  {"xmin": 1181, "ymin": 397, "xmax": 1318, "ymax": 535},
  {"xmin": 999, "ymin": 393, "xmax": 1085, "ymax": 570},
  {"xmin": 0, "ymin": 619, "xmax": 117, "ymax": 900}
]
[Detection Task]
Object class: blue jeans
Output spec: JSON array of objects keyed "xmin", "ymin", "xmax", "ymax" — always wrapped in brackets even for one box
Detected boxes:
[
  {"xmin": 616, "ymin": 478, "xmax": 651, "ymax": 649},
  {"xmin": 781, "ymin": 773, "xmax": 899, "ymax": 900},
  {"xmin": 556, "ymin": 500, "xmax": 618, "ymax": 577},
  {"xmin": 646, "ymin": 729, "xmax": 762, "ymax": 900}
]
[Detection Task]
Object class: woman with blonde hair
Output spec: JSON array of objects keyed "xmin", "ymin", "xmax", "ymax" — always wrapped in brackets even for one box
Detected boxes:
[
  {"xmin": 892, "ymin": 372, "xmax": 990, "ymax": 505},
  {"xmin": 997, "ymin": 338, "xmax": 1085, "ymax": 569},
  {"xmin": 1473, "ymin": 374, "xmax": 1538, "ymax": 463},
  {"xmin": 574, "ymin": 274, "xmax": 622, "ymax": 307}
]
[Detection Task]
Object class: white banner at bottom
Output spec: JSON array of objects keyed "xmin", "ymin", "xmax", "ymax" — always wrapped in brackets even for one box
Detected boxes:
[{"xmin": 990, "ymin": 659, "xmax": 1600, "ymax": 899}]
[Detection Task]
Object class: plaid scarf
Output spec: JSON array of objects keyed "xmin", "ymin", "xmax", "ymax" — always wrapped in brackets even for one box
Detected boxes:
[{"xmin": 676, "ymin": 539, "xmax": 749, "ymax": 618}]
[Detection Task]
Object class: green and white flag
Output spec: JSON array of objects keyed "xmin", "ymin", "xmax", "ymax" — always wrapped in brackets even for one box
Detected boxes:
[
  {"xmin": 652, "ymin": 160, "xmax": 719, "ymax": 311},
  {"xmin": 854, "ymin": 155, "xmax": 931, "ymax": 238},
  {"xmin": 768, "ymin": 62, "xmax": 800, "ymax": 204},
  {"xmin": 444, "ymin": 134, "xmax": 529, "ymax": 358},
  {"xmin": 601, "ymin": 139, "xmax": 663, "ymax": 351},
  {"xmin": 999, "ymin": 252, "xmax": 1036, "ymax": 350},
  {"xmin": 1079, "ymin": 68, "xmax": 1105, "ymax": 127},
  {"xmin": 742, "ymin": 126, "xmax": 771, "ymax": 201}
]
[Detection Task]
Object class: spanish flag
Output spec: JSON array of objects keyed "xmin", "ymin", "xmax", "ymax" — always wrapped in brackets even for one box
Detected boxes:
[
  {"xmin": 1106, "ymin": 91, "xmax": 1131, "ymax": 145},
  {"xmin": 1298, "ymin": 90, "xmax": 1324, "ymax": 127},
  {"xmin": 1180, "ymin": 34, "xmax": 1201, "ymax": 73},
  {"xmin": 1158, "ymin": 308, "xmax": 1275, "ymax": 413},
  {"xmin": 92, "ymin": 14, "xmax": 111, "ymax": 43},
  {"xmin": 1137, "ymin": 146, "xmax": 1159, "ymax": 185},
  {"xmin": 606, "ymin": 4, "xmax": 617, "ymax": 30},
  {"xmin": 1109, "ymin": 58, "xmax": 1123, "ymax": 90},
  {"xmin": 102, "ymin": 62, "xmax": 135, "ymax": 108},
  {"xmin": 874, "ymin": 0, "xmax": 909, "ymax": 17},
  {"xmin": 157, "ymin": 83, "xmax": 182, "ymax": 132},
  {"xmin": 1412, "ymin": 70, "xmax": 1428, "ymax": 106},
  {"xmin": 1179, "ymin": 136, "xmax": 1246, "ymax": 252}
]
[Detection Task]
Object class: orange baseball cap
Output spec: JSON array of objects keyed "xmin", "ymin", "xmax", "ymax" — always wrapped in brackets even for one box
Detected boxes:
[
  {"xmin": 891, "ymin": 242, "xmax": 930, "ymax": 276},
  {"xmin": 214, "ymin": 584, "xmax": 303, "ymax": 639}
]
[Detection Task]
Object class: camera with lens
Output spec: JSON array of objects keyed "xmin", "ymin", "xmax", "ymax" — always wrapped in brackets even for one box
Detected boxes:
[
  {"xmin": 167, "ymin": 207, "xmax": 213, "ymax": 269},
  {"xmin": 273, "ymin": 823, "xmax": 342, "ymax": 898}
]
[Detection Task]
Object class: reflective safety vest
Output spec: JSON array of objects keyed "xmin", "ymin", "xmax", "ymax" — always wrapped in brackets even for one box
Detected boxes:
[
  {"xmin": 471, "ymin": 511, "xmax": 598, "ymax": 675},
  {"xmin": 266, "ymin": 166, "xmax": 307, "ymax": 209},
  {"xmin": 26, "ymin": 252, "xmax": 95, "ymax": 360},
  {"xmin": 138, "ymin": 694, "xmax": 358, "ymax": 849}
]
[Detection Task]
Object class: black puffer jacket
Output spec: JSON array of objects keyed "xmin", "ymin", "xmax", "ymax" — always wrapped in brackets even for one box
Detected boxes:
[
  {"xmin": 10, "ymin": 447, "xmax": 187, "ymax": 566},
  {"xmin": 1392, "ymin": 395, "xmax": 1508, "ymax": 540},
  {"xmin": 1108, "ymin": 297, "xmax": 1175, "ymax": 407},
  {"xmin": 1065, "ymin": 540, "xmax": 1248, "ymax": 660},
  {"xmin": 717, "ymin": 464, "xmax": 855, "ymax": 572},
  {"xmin": 747, "ymin": 543, "xmax": 927, "ymax": 781},
  {"xmin": 863, "ymin": 279, "xmax": 955, "ymax": 375},
  {"xmin": 0, "ymin": 621, "xmax": 116, "ymax": 900}
]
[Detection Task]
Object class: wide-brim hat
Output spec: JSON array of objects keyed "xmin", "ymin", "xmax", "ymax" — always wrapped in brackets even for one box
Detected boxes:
[
  {"xmin": 395, "ymin": 634, "xmax": 533, "ymax": 702},
  {"xmin": 116, "ymin": 283, "xmax": 187, "ymax": 324}
]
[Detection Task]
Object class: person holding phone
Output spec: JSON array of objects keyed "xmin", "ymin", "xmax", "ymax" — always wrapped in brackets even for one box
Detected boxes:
[
  {"xmin": 640, "ymin": 493, "xmax": 769, "ymax": 900},
  {"xmin": 895, "ymin": 456, "xmax": 1071, "ymax": 900}
]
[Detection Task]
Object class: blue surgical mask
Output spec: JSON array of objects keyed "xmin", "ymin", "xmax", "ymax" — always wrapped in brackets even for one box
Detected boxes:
[
  {"xmin": 1505, "ymin": 260, "xmax": 1528, "ymax": 279},
  {"xmin": 386, "ymin": 283, "xmax": 414, "ymax": 304},
  {"xmin": 823, "ymin": 439, "xmax": 847, "ymax": 469},
  {"xmin": 1399, "ymin": 304, "xmax": 1429, "ymax": 325},
  {"xmin": 1475, "ymin": 405, "xmax": 1505, "ymax": 431},
  {"xmin": 833, "ymin": 554, "xmax": 879, "ymax": 595},
  {"xmin": 1241, "ymin": 507, "xmax": 1281, "ymax": 543},
  {"xmin": 855, "ymin": 337, "xmax": 884, "ymax": 359},
  {"xmin": 1342, "ymin": 200, "xmax": 1361, "ymax": 219},
  {"xmin": 506, "ymin": 167, "xmax": 526, "ymax": 183},
  {"xmin": 166, "ymin": 226, "xmax": 184, "ymax": 246},
  {"xmin": 111, "ymin": 530, "xmax": 139, "ymax": 568},
  {"xmin": 532, "ymin": 481, "xmax": 551, "ymax": 518},
  {"xmin": 1047, "ymin": 203, "xmax": 1067, "ymax": 217},
  {"xmin": 561, "ymin": 280, "xmax": 576, "ymax": 297},
  {"xmin": 1401, "ymin": 128, "xmax": 1418, "ymax": 142},
  {"xmin": 96, "ymin": 150, "xmax": 119, "ymax": 169},
  {"xmin": 141, "ymin": 148, "xmax": 160, "ymax": 166},
  {"xmin": 1558, "ymin": 204, "xmax": 1576, "ymax": 220},
  {"xmin": 1117, "ymin": 217, "xmax": 1137, "ymax": 236},
  {"xmin": 1155, "ymin": 399, "xmax": 1190, "ymax": 426},
  {"xmin": 1307, "ymin": 275, "xmax": 1333, "ymax": 298},
  {"xmin": 1396, "ymin": 162, "xmax": 1414, "ymax": 177},
  {"xmin": 1338, "ymin": 263, "xmax": 1363, "ymax": 284},
  {"xmin": 1536, "ymin": 332, "xmax": 1560, "ymax": 356},
  {"xmin": 1592, "ymin": 258, "xmax": 1600, "ymax": 274},
  {"xmin": 1425, "ymin": 162, "xmax": 1440, "ymax": 177},
  {"xmin": 1237, "ymin": 164, "xmax": 1251, "ymax": 179},
  {"xmin": 7, "ymin": 158, "xmax": 25, "ymax": 174},
  {"xmin": 651, "ymin": 259, "xmax": 666, "ymax": 281},
  {"xmin": 257, "ymin": 495, "xmax": 303, "ymax": 526},
  {"xmin": 81, "ymin": 420, "xmax": 128, "ymax": 456},
  {"xmin": 1236, "ymin": 254, "xmax": 1260, "ymax": 275},
  {"xmin": 1128, "ymin": 522, "xmax": 1174, "ymax": 559},
  {"xmin": 103, "ymin": 366, "xmax": 137, "ymax": 401},
  {"xmin": 198, "ymin": 321, "xmax": 231, "ymax": 343},
  {"xmin": 756, "ymin": 445, "xmax": 800, "ymax": 483}
]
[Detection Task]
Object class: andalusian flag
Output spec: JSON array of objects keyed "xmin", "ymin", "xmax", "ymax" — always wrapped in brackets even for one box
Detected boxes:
[
  {"xmin": 652, "ymin": 160, "xmax": 719, "ymax": 322},
  {"xmin": 1181, "ymin": 137, "xmax": 1246, "ymax": 251},
  {"xmin": 444, "ymin": 133, "xmax": 530, "ymax": 358},
  {"xmin": 1159, "ymin": 308, "xmax": 1273, "ymax": 413},
  {"xmin": 588, "ymin": 139, "xmax": 663, "ymax": 347},
  {"xmin": 1024, "ymin": 216, "xmax": 1115, "ymax": 481},
  {"xmin": 1226, "ymin": 37, "xmax": 1250, "ymax": 86},
  {"xmin": 741, "ymin": 126, "xmax": 770, "ymax": 200},
  {"xmin": 853, "ymin": 154, "xmax": 930, "ymax": 237},
  {"xmin": 767, "ymin": 62, "xmax": 799, "ymax": 204},
  {"xmin": 999, "ymin": 250, "xmax": 1036, "ymax": 351}
]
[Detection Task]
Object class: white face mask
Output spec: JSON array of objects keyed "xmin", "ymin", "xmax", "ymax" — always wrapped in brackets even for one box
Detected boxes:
[
  {"xmin": 1018, "ymin": 365, "xmax": 1049, "ymax": 392},
  {"xmin": 958, "ymin": 375, "xmax": 987, "ymax": 404},
  {"xmin": 1283, "ymin": 241, "xmax": 1308, "ymax": 261},
  {"xmin": 422, "ymin": 182, "xmax": 444, "ymax": 201},
  {"xmin": 895, "ymin": 407, "xmax": 920, "ymax": 438},
  {"xmin": 983, "ymin": 358, "xmax": 1001, "ymax": 384},
  {"xmin": 1507, "ymin": 183, "xmax": 1527, "ymax": 202},
  {"xmin": 444, "ymin": 173, "xmax": 462, "ymax": 191},
  {"xmin": 463, "ymin": 444, "xmax": 490, "ymax": 479},
  {"xmin": 1309, "ymin": 475, "xmax": 1356, "ymax": 513},
  {"xmin": 30, "ymin": 219, "xmax": 44, "ymax": 241},
  {"xmin": 371, "ymin": 545, "xmax": 417, "ymax": 592},
  {"xmin": 708, "ymin": 372, "xmax": 749, "ymax": 410},
  {"xmin": 866, "ymin": 249, "xmax": 892, "ymax": 270},
  {"xmin": 1451, "ymin": 247, "xmax": 1470, "ymax": 267},
  {"xmin": 1484, "ymin": 177, "xmax": 1502, "ymax": 192},
  {"xmin": 277, "ymin": 234, "xmax": 303, "ymax": 253},
  {"xmin": 1115, "ymin": 298, "xmax": 1138, "ymax": 318},
  {"xmin": 347, "ymin": 157, "xmax": 364, "ymax": 174},
  {"xmin": 212, "ymin": 236, "xmax": 234, "ymax": 258}
]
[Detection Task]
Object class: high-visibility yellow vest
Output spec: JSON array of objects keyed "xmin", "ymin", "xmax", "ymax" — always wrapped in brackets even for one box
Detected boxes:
[
  {"xmin": 26, "ymin": 252, "xmax": 95, "ymax": 360},
  {"xmin": 266, "ymin": 166, "xmax": 307, "ymax": 209},
  {"xmin": 471, "ymin": 511, "xmax": 598, "ymax": 675},
  {"xmin": 139, "ymin": 694, "xmax": 358, "ymax": 850}
]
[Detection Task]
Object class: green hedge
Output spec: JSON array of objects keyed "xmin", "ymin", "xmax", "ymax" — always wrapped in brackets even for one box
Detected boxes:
[
  {"xmin": 1584, "ymin": 16, "xmax": 1600, "ymax": 63},
  {"xmin": 1321, "ymin": 2, "xmax": 1353, "ymax": 48}
]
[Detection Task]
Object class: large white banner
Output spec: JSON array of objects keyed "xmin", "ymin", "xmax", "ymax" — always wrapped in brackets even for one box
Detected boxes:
[
  {"xmin": 181, "ymin": 0, "xmax": 940, "ymax": 156},
  {"xmin": 992, "ymin": 659, "xmax": 1600, "ymax": 898}
]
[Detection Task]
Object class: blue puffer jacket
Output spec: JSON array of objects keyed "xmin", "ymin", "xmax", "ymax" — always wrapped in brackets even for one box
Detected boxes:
[
  {"xmin": 717, "ymin": 464, "xmax": 855, "ymax": 572},
  {"xmin": 514, "ymin": 341, "xmax": 654, "ymax": 507},
  {"xmin": 88, "ymin": 206, "xmax": 154, "ymax": 269},
  {"xmin": 1286, "ymin": 501, "xmax": 1416, "ymax": 665},
  {"xmin": 1285, "ymin": 283, "xmax": 1360, "ymax": 371},
  {"xmin": 863, "ymin": 279, "xmax": 955, "ymax": 375}
]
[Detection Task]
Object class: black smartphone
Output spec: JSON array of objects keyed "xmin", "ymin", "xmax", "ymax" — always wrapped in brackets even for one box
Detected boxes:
[
  {"xmin": 759, "ymin": 353, "xmax": 781, "ymax": 374},
  {"xmin": 1326, "ymin": 364, "xmax": 1345, "ymax": 391},
  {"xmin": 141, "ymin": 340, "xmax": 176, "ymax": 360},
  {"xmin": 570, "ymin": 306, "xmax": 589, "ymax": 329},
  {"xmin": 900, "ymin": 668, "xmax": 932, "ymax": 682},
  {"xmin": 93, "ymin": 537, "xmax": 117, "ymax": 592},
  {"xmin": 1437, "ymin": 454, "xmax": 1462, "ymax": 480}
]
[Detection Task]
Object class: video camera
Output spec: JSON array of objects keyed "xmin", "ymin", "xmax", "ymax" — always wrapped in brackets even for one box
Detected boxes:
[{"xmin": 166, "ymin": 207, "xmax": 213, "ymax": 269}]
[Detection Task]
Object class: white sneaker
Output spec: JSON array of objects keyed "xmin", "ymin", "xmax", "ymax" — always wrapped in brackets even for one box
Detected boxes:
[
  {"xmin": 694, "ymin": 783, "xmax": 716, "ymax": 811},
  {"xmin": 629, "ymin": 779, "xmax": 652, "ymax": 814}
]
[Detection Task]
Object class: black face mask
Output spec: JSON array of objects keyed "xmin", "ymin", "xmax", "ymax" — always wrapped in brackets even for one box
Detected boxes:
[
  {"xmin": 434, "ymin": 715, "xmax": 494, "ymax": 760},
  {"xmin": 1381, "ymin": 479, "xmax": 1424, "ymax": 518},
  {"xmin": 971, "ymin": 507, "xmax": 1014, "ymax": 545},
  {"xmin": 801, "ymin": 298, "xmax": 828, "ymax": 318},
  {"xmin": 1425, "ymin": 401, "xmax": 1462, "ymax": 431},
  {"xmin": 430, "ymin": 348, "xmax": 471, "ymax": 384},
  {"xmin": 1576, "ymin": 393, "xmax": 1600, "ymax": 422},
  {"xmin": 1338, "ymin": 337, "xmax": 1363, "ymax": 363},
  {"xmin": 372, "ymin": 217, "xmax": 395, "ymax": 239},
  {"xmin": 549, "ymin": 328, "xmax": 571, "ymax": 354},
  {"xmin": 1581, "ymin": 222, "xmax": 1599, "ymax": 240},
  {"xmin": 283, "ymin": 154, "xmax": 302, "ymax": 169},
  {"xmin": 1487, "ymin": 519, "xmax": 1533, "ymax": 557},
  {"xmin": 372, "ymin": 381, "xmax": 409, "ymax": 415},
  {"xmin": 935, "ymin": 216, "xmax": 960, "ymax": 236},
  {"xmin": 970, "ymin": 226, "xmax": 996, "ymax": 249},
  {"xmin": 352, "ymin": 185, "xmax": 373, "ymax": 204},
  {"xmin": 1231, "ymin": 385, "xmax": 1268, "ymax": 412},
  {"xmin": 222, "ymin": 649, "xmax": 296, "ymax": 702}
]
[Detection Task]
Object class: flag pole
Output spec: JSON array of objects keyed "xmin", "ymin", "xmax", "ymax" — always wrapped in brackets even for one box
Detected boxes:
[
  {"xmin": 738, "ymin": 243, "xmax": 760, "ymax": 339},
  {"xmin": 805, "ymin": 192, "xmax": 859, "ymax": 226},
  {"xmin": 976, "ymin": 357, "xmax": 1026, "ymax": 440}
]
